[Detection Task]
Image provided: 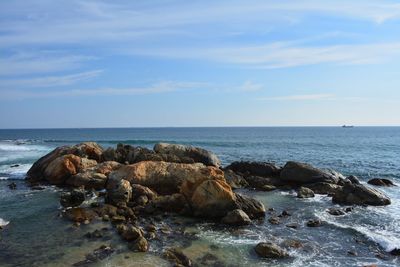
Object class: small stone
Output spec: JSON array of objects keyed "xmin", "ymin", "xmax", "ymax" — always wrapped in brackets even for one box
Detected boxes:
[
  {"xmin": 121, "ymin": 226, "xmax": 142, "ymax": 241},
  {"xmin": 327, "ymin": 208, "xmax": 345, "ymax": 216},
  {"xmin": 347, "ymin": 250, "xmax": 357, "ymax": 256},
  {"xmin": 163, "ymin": 247, "xmax": 192, "ymax": 267},
  {"xmin": 281, "ymin": 210, "xmax": 291, "ymax": 217},
  {"xmin": 268, "ymin": 217, "xmax": 280, "ymax": 225},
  {"xmin": 83, "ymin": 219, "xmax": 90, "ymax": 225},
  {"xmin": 129, "ymin": 236, "xmax": 149, "ymax": 252},
  {"xmin": 111, "ymin": 215, "xmax": 126, "ymax": 224},
  {"xmin": 345, "ymin": 207, "xmax": 353, "ymax": 213},
  {"xmin": 7, "ymin": 182, "xmax": 17, "ymax": 190},
  {"xmin": 254, "ymin": 242, "xmax": 288, "ymax": 259},
  {"xmin": 306, "ymin": 219, "xmax": 322, "ymax": 227},
  {"xmin": 145, "ymin": 224, "xmax": 157, "ymax": 232},
  {"xmin": 286, "ymin": 223, "xmax": 299, "ymax": 229},
  {"xmin": 261, "ymin": 185, "xmax": 277, "ymax": 191}
]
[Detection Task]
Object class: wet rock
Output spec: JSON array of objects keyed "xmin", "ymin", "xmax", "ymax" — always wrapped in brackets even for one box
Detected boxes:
[
  {"xmin": 347, "ymin": 175, "xmax": 361, "ymax": 184},
  {"xmin": 121, "ymin": 225, "xmax": 142, "ymax": 241},
  {"xmin": 73, "ymin": 245, "xmax": 114, "ymax": 266},
  {"xmin": 221, "ymin": 209, "xmax": 251, "ymax": 225},
  {"xmin": 84, "ymin": 229, "xmax": 104, "ymax": 239},
  {"xmin": 306, "ymin": 182, "xmax": 341, "ymax": 195},
  {"xmin": 306, "ymin": 219, "xmax": 322, "ymax": 227},
  {"xmin": 282, "ymin": 239, "xmax": 304, "ymax": 249},
  {"xmin": 10, "ymin": 164, "xmax": 20, "ymax": 168},
  {"xmin": 347, "ymin": 250, "xmax": 358, "ymax": 256},
  {"xmin": 254, "ymin": 242, "xmax": 288, "ymax": 259},
  {"xmin": 225, "ymin": 161, "xmax": 281, "ymax": 177},
  {"xmin": 268, "ymin": 217, "xmax": 280, "ymax": 225},
  {"xmin": 223, "ymin": 169, "xmax": 249, "ymax": 189},
  {"xmin": 297, "ymin": 187, "xmax": 315, "ymax": 198},
  {"xmin": 286, "ymin": 223, "xmax": 299, "ymax": 229},
  {"xmin": 129, "ymin": 236, "xmax": 149, "ymax": 252},
  {"xmin": 163, "ymin": 247, "xmax": 192, "ymax": 267},
  {"xmin": 280, "ymin": 161, "xmax": 344, "ymax": 184},
  {"xmin": 243, "ymin": 175, "xmax": 281, "ymax": 190},
  {"xmin": 154, "ymin": 142, "xmax": 221, "ymax": 167},
  {"xmin": 64, "ymin": 208, "xmax": 97, "ymax": 223},
  {"xmin": 60, "ymin": 189, "xmax": 85, "ymax": 208},
  {"xmin": 234, "ymin": 193, "xmax": 266, "ymax": 219},
  {"xmin": 390, "ymin": 248, "xmax": 400, "ymax": 256},
  {"xmin": 111, "ymin": 215, "xmax": 126, "ymax": 224},
  {"xmin": 150, "ymin": 193, "xmax": 187, "ymax": 213},
  {"xmin": 368, "ymin": 178, "xmax": 395, "ymax": 187},
  {"xmin": 131, "ymin": 184, "xmax": 157, "ymax": 201},
  {"xmin": 7, "ymin": 182, "xmax": 16, "ymax": 190},
  {"xmin": 197, "ymin": 253, "xmax": 224, "ymax": 266},
  {"xmin": 106, "ymin": 178, "xmax": 132, "ymax": 205},
  {"xmin": 332, "ymin": 182, "xmax": 391, "ymax": 206},
  {"xmin": 327, "ymin": 208, "xmax": 345, "ymax": 216},
  {"xmin": 280, "ymin": 210, "xmax": 291, "ymax": 217},
  {"xmin": 67, "ymin": 172, "xmax": 107, "ymax": 190}
]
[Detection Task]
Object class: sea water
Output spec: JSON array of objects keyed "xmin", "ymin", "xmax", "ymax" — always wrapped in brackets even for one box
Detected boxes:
[{"xmin": 0, "ymin": 127, "xmax": 399, "ymax": 266}]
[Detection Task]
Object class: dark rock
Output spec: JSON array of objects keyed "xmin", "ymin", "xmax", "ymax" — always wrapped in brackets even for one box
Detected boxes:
[
  {"xmin": 254, "ymin": 242, "xmax": 288, "ymax": 258},
  {"xmin": 129, "ymin": 236, "xmax": 149, "ymax": 252},
  {"xmin": 332, "ymin": 182, "xmax": 391, "ymax": 206},
  {"xmin": 10, "ymin": 164, "xmax": 20, "ymax": 168},
  {"xmin": 60, "ymin": 189, "xmax": 85, "ymax": 208},
  {"xmin": 347, "ymin": 250, "xmax": 358, "ymax": 256},
  {"xmin": 234, "ymin": 193, "xmax": 266, "ymax": 219},
  {"xmin": 163, "ymin": 247, "xmax": 192, "ymax": 267},
  {"xmin": 368, "ymin": 178, "xmax": 395, "ymax": 187},
  {"xmin": 282, "ymin": 239, "xmax": 304, "ymax": 249},
  {"xmin": 268, "ymin": 217, "xmax": 280, "ymax": 225},
  {"xmin": 223, "ymin": 169, "xmax": 249, "ymax": 189},
  {"xmin": 221, "ymin": 209, "xmax": 251, "ymax": 225},
  {"xmin": 225, "ymin": 161, "xmax": 281, "ymax": 177},
  {"xmin": 73, "ymin": 245, "xmax": 114, "ymax": 266},
  {"xmin": 106, "ymin": 178, "xmax": 132, "ymax": 205},
  {"xmin": 111, "ymin": 215, "xmax": 126, "ymax": 224},
  {"xmin": 306, "ymin": 219, "xmax": 322, "ymax": 227},
  {"xmin": 327, "ymin": 208, "xmax": 345, "ymax": 216},
  {"xmin": 280, "ymin": 161, "xmax": 344, "ymax": 184},
  {"xmin": 347, "ymin": 175, "xmax": 361, "ymax": 184},
  {"xmin": 243, "ymin": 175, "xmax": 281, "ymax": 190},
  {"xmin": 286, "ymin": 223, "xmax": 299, "ymax": 229},
  {"xmin": 390, "ymin": 248, "xmax": 400, "ymax": 256},
  {"xmin": 280, "ymin": 210, "xmax": 291, "ymax": 217},
  {"xmin": 297, "ymin": 187, "xmax": 315, "ymax": 198},
  {"xmin": 7, "ymin": 182, "xmax": 17, "ymax": 190},
  {"xmin": 121, "ymin": 225, "xmax": 142, "ymax": 241},
  {"xmin": 306, "ymin": 182, "xmax": 341, "ymax": 195}
]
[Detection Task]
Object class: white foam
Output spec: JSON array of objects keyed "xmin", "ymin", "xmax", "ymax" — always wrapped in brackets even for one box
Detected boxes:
[
  {"xmin": 0, "ymin": 163, "xmax": 32, "ymax": 179},
  {"xmin": 0, "ymin": 142, "xmax": 48, "ymax": 152},
  {"xmin": 0, "ymin": 218, "xmax": 9, "ymax": 227}
]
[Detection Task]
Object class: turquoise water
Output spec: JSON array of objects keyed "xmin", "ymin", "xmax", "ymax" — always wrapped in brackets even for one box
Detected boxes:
[{"xmin": 0, "ymin": 127, "xmax": 399, "ymax": 266}]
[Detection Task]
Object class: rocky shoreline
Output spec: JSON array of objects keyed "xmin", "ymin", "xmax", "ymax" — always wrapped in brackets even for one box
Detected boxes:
[{"xmin": 22, "ymin": 141, "xmax": 397, "ymax": 266}]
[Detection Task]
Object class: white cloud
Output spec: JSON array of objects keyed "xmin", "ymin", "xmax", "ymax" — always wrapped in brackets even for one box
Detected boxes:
[
  {"xmin": 238, "ymin": 81, "xmax": 264, "ymax": 92},
  {"xmin": 258, "ymin": 94, "xmax": 335, "ymax": 101},
  {"xmin": 0, "ymin": 70, "xmax": 103, "ymax": 88}
]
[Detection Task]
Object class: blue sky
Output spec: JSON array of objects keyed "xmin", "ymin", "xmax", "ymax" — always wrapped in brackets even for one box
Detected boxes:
[{"xmin": 1, "ymin": 0, "xmax": 400, "ymax": 128}]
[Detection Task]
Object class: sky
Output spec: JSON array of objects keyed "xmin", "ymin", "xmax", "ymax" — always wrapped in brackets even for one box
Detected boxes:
[{"xmin": 1, "ymin": 0, "xmax": 400, "ymax": 128}]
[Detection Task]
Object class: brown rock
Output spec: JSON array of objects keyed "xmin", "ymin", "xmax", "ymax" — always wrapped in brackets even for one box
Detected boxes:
[
  {"xmin": 64, "ymin": 208, "xmax": 97, "ymax": 222},
  {"xmin": 254, "ymin": 242, "xmax": 288, "ymax": 258},
  {"xmin": 221, "ymin": 209, "xmax": 251, "ymax": 225}
]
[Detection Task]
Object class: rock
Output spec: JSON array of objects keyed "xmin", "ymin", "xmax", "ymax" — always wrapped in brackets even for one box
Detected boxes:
[
  {"xmin": 280, "ymin": 161, "xmax": 344, "ymax": 184},
  {"xmin": 108, "ymin": 161, "xmax": 225, "ymax": 195},
  {"xmin": 242, "ymin": 175, "xmax": 281, "ymax": 190},
  {"xmin": 84, "ymin": 229, "xmax": 104, "ymax": 239},
  {"xmin": 43, "ymin": 154, "xmax": 85, "ymax": 185},
  {"xmin": 190, "ymin": 179, "xmax": 236, "ymax": 218},
  {"xmin": 347, "ymin": 250, "xmax": 358, "ymax": 256},
  {"xmin": 261, "ymin": 185, "xmax": 277, "ymax": 191},
  {"xmin": 73, "ymin": 245, "xmax": 114, "ymax": 266},
  {"xmin": 286, "ymin": 223, "xmax": 299, "ymax": 229},
  {"xmin": 163, "ymin": 247, "xmax": 192, "ymax": 267},
  {"xmin": 131, "ymin": 184, "xmax": 157, "ymax": 203},
  {"xmin": 327, "ymin": 208, "xmax": 345, "ymax": 216},
  {"xmin": 368, "ymin": 178, "xmax": 395, "ymax": 187},
  {"xmin": 254, "ymin": 242, "xmax": 288, "ymax": 259},
  {"xmin": 121, "ymin": 225, "xmax": 142, "ymax": 241},
  {"xmin": 150, "ymin": 193, "xmax": 187, "ymax": 213},
  {"xmin": 225, "ymin": 161, "xmax": 281, "ymax": 177},
  {"xmin": 268, "ymin": 217, "xmax": 280, "ymax": 225},
  {"xmin": 347, "ymin": 175, "xmax": 361, "ymax": 184},
  {"xmin": 111, "ymin": 215, "xmax": 126, "ymax": 224},
  {"xmin": 280, "ymin": 210, "xmax": 291, "ymax": 217},
  {"xmin": 60, "ymin": 189, "xmax": 85, "ymax": 207},
  {"xmin": 129, "ymin": 236, "xmax": 149, "ymax": 252},
  {"xmin": 234, "ymin": 193, "xmax": 266, "ymax": 219},
  {"xmin": 306, "ymin": 219, "xmax": 322, "ymax": 227},
  {"xmin": 154, "ymin": 142, "xmax": 221, "ymax": 167},
  {"xmin": 27, "ymin": 142, "xmax": 103, "ymax": 183},
  {"xmin": 297, "ymin": 187, "xmax": 315, "ymax": 198},
  {"xmin": 67, "ymin": 172, "xmax": 107, "ymax": 190},
  {"xmin": 64, "ymin": 208, "xmax": 97, "ymax": 222},
  {"xmin": 390, "ymin": 248, "xmax": 400, "ymax": 256},
  {"xmin": 7, "ymin": 182, "xmax": 16, "ymax": 190},
  {"xmin": 221, "ymin": 209, "xmax": 251, "ymax": 225},
  {"xmin": 332, "ymin": 182, "xmax": 391, "ymax": 206},
  {"xmin": 223, "ymin": 169, "xmax": 249, "ymax": 189},
  {"xmin": 306, "ymin": 182, "xmax": 341, "ymax": 195},
  {"xmin": 282, "ymin": 239, "xmax": 304, "ymax": 249},
  {"xmin": 10, "ymin": 164, "xmax": 20, "ymax": 168},
  {"xmin": 106, "ymin": 179, "xmax": 132, "ymax": 205}
]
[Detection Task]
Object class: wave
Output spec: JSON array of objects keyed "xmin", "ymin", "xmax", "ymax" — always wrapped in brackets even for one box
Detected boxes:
[
  {"xmin": 0, "ymin": 163, "xmax": 31, "ymax": 179},
  {"xmin": 0, "ymin": 218, "xmax": 9, "ymax": 227}
]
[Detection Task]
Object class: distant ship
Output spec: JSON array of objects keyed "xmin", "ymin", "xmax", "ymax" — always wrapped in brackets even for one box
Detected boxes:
[{"xmin": 342, "ymin": 125, "xmax": 354, "ymax": 128}]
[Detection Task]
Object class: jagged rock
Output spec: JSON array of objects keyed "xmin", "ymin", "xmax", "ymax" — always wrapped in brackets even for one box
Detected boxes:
[
  {"xmin": 60, "ymin": 189, "xmax": 85, "ymax": 207},
  {"xmin": 234, "ymin": 193, "xmax": 266, "ymax": 219},
  {"xmin": 254, "ymin": 242, "xmax": 288, "ymax": 258},
  {"xmin": 225, "ymin": 161, "xmax": 281, "ymax": 177},
  {"xmin": 332, "ymin": 182, "xmax": 391, "ymax": 206},
  {"xmin": 223, "ymin": 169, "xmax": 249, "ymax": 189},
  {"xmin": 368, "ymin": 178, "xmax": 395, "ymax": 187},
  {"xmin": 297, "ymin": 187, "xmax": 315, "ymax": 198},
  {"xmin": 154, "ymin": 142, "xmax": 221, "ymax": 167},
  {"xmin": 221, "ymin": 209, "xmax": 251, "ymax": 225},
  {"xmin": 106, "ymin": 179, "xmax": 132, "ymax": 205},
  {"xmin": 280, "ymin": 161, "xmax": 344, "ymax": 184},
  {"xmin": 163, "ymin": 247, "xmax": 192, "ymax": 267},
  {"xmin": 64, "ymin": 208, "xmax": 97, "ymax": 222}
]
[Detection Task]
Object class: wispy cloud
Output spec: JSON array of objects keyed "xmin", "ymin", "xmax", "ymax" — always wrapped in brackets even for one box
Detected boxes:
[
  {"xmin": 0, "ymin": 81, "xmax": 207, "ymax": 100},
  {"xmin": 258, "ymin": 94, "xmax": 335, "ymax": 101},
  {"xmin": 238, "ymin": 81, "xmax": 264, "ymax": 92},
  {"xmin": 0, "ymin": 70, "xmax": 103, "ymax": 88}
]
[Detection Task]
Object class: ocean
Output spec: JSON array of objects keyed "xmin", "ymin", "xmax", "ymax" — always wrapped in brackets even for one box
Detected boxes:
[{"xmin": 0, "ymin": 127, "xmax": 399, "ymax": 266}]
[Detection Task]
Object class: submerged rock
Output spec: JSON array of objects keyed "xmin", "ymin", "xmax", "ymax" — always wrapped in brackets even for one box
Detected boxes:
[
  {"xmin": 221, "ymin": 209, "xmax": 251, "ymax": 225},
  {"xmin": 332, "ymin": 182, "xmax": 391, "ymax": 206},
  {"xmin": 367, "ymin": 178, "xmax": 395, "ymax": 187},
  {"xmin": 73, "ymin": 245, "xmax": 114, "ymax": 266},
  {"xmin": 163, "ymin": 247, "xmax": 192, "ymax": 267},
  {"xmin": 60, "ymin": 189, "xmax": 85, "ymax": 207},
  {"xmin": 297, "ymin": 187, "xmax": 315, "ymax": 198},
  {"xmin": 64, "ymin": 208, "xmax": 97, "ymax": 223},
  {"xmin": 327, "ymin": 208, "xmax": 345, "ymax": 216},
  {"xmin": 306, "ymin": 219, "xmax": 322, "ymax": 227},
  {"xmin": 7, "ymin": 182, "xmax": 17, "ymax": 190},
  {"xmin": 280, "ymin": 161, "xmax": 344, "ymax": 184},
  {"xmin": 254, "ymin": 242, "xmax": 288, "ymax": 259}
]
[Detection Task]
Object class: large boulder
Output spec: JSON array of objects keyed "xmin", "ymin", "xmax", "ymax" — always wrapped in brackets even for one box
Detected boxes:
[
  {"xmin": 280, "ymin": 161, "xmax": 344, "ymax": 185},
  {"xmin": 234, "ymin": 193, "xmax": 266, "ymax": 219},
  {"xmin": 367, "ymin": 178, "xmax": 395, "ymax": 187},
  {"xmin": 225, "ymin": 161, "xmax": 281, "ymax": 177},
  {"xmin": 27, "ymin": 142, "xmax": 103, "ymax": 183},
  {"xmin": 108, "ymin": 161, "xmax": 225, "ymax": 195},
  {"xmin": 154, "ymin": 143, "xmax": 221, "ymax": 167},
  {"xmin": 254, "ymin": 242, "xmax": 288, "ymax": 259},
  {"xmin": 332, "ymin": 182, "xmax": 391, "ymax": 206}
]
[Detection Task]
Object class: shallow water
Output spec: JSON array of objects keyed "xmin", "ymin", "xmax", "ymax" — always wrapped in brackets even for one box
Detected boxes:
[{"xmin": 0, "ymin": 127, "xmax": 399, "ymax": 266}]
